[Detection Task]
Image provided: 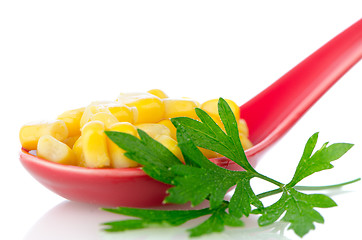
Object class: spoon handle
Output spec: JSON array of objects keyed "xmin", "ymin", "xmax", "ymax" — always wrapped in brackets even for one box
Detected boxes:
[{"xmin": 241, "ymin": 18, "xmax": 362, "ymax": 147}]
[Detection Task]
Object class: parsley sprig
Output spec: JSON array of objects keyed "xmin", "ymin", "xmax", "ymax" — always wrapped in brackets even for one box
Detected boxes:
[{"xmin": 103, "ymin": 98, "xmax": 359, "ymax": 238}]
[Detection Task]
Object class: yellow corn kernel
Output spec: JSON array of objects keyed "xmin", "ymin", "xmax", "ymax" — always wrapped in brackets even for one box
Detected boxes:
[
  {"xmin": 238, "ymin": 119, "xmax": 249, "ymax": 137},
  {"xmin": 107, "ymin": 122, "xmax": 139, "ymax": 168},
  {"xmin": 72, "ymin": 136, "xmax": 86, "ymax": 167},
  {"xmin": 109, "ymin": 122, "xmax": 138, "ymax": 135},
  {"xmin": 80, "ymin": 105, "xmax": 97, "ymax": 128},
  {"xmin": 81, "ymin": 121, "xmax": 110, "ymax": 168},
  {"xmin": 198, "ymin": 147, "xmax": 222, "ymax": 159},
  {"xmin": 90, "ymin": 112, "xmax": 119, "ymax": 129},
  {"xmin": 108, "ymin": 105, "xmax": 134, "ymax": 123},
  {"xmin": 37, "ymin": 135, "xmax": 77, "ymax": 165},
  {"xmin": 116, "ymin": 93, "xmax": 164, "ymax": 123},
  {"xmin": 163, "ymin": 98, "xmax": 199, "ymax": 119},
  {"xmin": 158, "ymin": 119, "xmax": 177, "ymax": 140},
  {"xmin": 147, "ymin": 89, "xmax": 168, "ymax": 99},
  {"xmin": 201, "ymin": 99, "xmax": 240, "ymax": 122},
  {"xmin": 136, "ymin": 123, "xmax": 171, "ymax": 139},
  {"xmin": 57, "ymin": 107, "xmax": 85, "ymax": 137},
  {"xmin": 155, "ymin": 135, "xmax": 184, "ymax": 163},
  {"xmin": 79, "ymin": 101, "xmax": 112, "ymax": 128},
  {"xmin": 19, "ymin": 120, "xmax": 68, "ymax": 150},
  {"xmin": 63, "ymin": 135, "xmax": 80, "ymax": 148},
  {"xmin": 239, "ymin": 133, "xmax": 253, "ymax": 150}
]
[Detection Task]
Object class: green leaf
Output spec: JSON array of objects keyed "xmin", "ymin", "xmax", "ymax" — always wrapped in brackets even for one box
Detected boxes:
[
  {"xmin": 171, "ymin": 116, "xmax": 234, "ymax": 161},
  {"xmin": 163, "ymin": 124, "xmax": 249, "ymax": 209},
  {"xmin": 102, "ymin": 204, "xmax": 244, "ymax": 238},
  {"xmin": 102, "ymin": 206, "xmax": 213, "ymax": 232},
  {"xmin": 165, "ymin": 163, "xmax": 247, "ymax": 209},
  {"xmin": 188, "ymin": 205, "xmax": 244, "ymax": 237},
  {"xmin": 103, "ymin": 108, "xmax": 356, "ymax": 239},
  {"xmin": 218, "ymin": 98, "xmax": 251, "ymax": 170},
  {"xmin": 254, "ymin": 188, "xmax": 337, "ymax": 238},
  {"xmin": 253, "ymin": 192, "xmax": 289, "ymax": 226},
  {"xmin": 229, "ymin": 178, "xmax": 263, "ymax": 218},
  {"xmin": 105, "ymin": 129, "xmax": 182, "ymax": 184},
  {"xmin": 102, "ymin": 219, "xmax": 146, "ymax": 232},
  {"xmin": 171, "ymin": 98, "xmax": 255, "ymax": 172},
  {"xmin": 282, "ymin": 189, "xmax": 337, "ymax": 237},
  {"xmin": 175, "ymin": 124, "xmax": 216, "ymax": 168},
  {"xmin": 288, "ymin": 133, "xmax": 353, "ymax": 187}
]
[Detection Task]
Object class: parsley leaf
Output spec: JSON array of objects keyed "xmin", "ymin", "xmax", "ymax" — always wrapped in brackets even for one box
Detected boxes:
[
  {"xmin": 165, "ymin": 124, "xmax": 249, "ymax": 209},
  {"xmin": 252, "ymin": 191, "xmax": 289, "ymax": 226},
  {"xmin": 105, "ymin": 129, "xmax": 183, "ymax": 184},
  {"xmin": 102, "ymin": 202, "xmax": 244, "ymax": 237},
  {"xmin": 288, "ymin": 132, "xmax": 353, "ymax": 187},
  {"xmin": 188, "ymin": 203, "xmax": 244, "ymax": 237},
  {"xmin": 282, "ymin": 189, "xmax": 337, "ymax": 237},
  {"xmin": 229, "ymin": 177, "xmax": 263, "ymax": 218},
  {"xmin": 103, "ymin": 98, "xmax": 358, "ymax": 238},
  {"xmin": 171, "ymin": 98, "xmax": 254, "ymax": 172},
  {"xmin": 102, "ymin": 206, "xmax": 213, "ymax": 231},
  {"xmin": 252, "ymin": 132, "xmax": 350, "ymax": 237},
  {"xmin": 166, "ymin": 164, "xmax": 246, "ymax": 209},
  {"xmin": 254, "ymin": 188, "xmax": 337, "ymax": 237}
]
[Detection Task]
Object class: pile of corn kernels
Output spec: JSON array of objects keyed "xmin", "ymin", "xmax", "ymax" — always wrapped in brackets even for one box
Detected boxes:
[{"xmin": 19, "ymin": 89, "xmax": 252, "ymax": 168}]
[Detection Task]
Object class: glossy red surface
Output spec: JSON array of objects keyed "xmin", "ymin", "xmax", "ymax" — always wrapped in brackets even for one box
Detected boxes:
[
  {"xmin": 19, "ymin": 19, "xmax": 362, "ymax": 207},
  {"xmin": 241, "ymin": 18, "xmax": 362, "ymax": 157},
  {"xmin": 20, "ymin": 149, "xmax": 255, "ymax": 207}
]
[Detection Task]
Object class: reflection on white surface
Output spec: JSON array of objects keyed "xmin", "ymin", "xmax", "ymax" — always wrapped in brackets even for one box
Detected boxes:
[
  {"xmin": 23, "ymin": 186, "xmax": 358, "ymax": 240},
  {"xmin": 99, "ymin": 221, "xmax": 291, "ymax": 240},
  {"xmin": 24, "ymin": 201, "xmax": 114, "ymax": 240},
  {"xmin": 24, "ymin": 200, "xmax": 293, "ymax": 240},
  {"xmin": 99, "ymin": 221, "xmax": 292, "ymax": 240}
]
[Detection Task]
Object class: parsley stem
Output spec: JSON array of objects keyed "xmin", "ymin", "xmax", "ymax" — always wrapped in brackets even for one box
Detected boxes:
[
  {"xmin": 256, "ymin": 178, "xmax": 360, "ymax": 200},
  {"xmin": 255, "ymin": 173, "xmax": 284, "ymax": 187},
  {"xmin": 257, "ymin": 188, "xmax": 283, "ymax": 199},
  {"xmin": 294, "ymin": 178, "xmax": 361, "ymax": 191}
]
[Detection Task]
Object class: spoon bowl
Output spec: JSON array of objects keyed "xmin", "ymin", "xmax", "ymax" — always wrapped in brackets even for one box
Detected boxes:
[
  {"xmin": 19, "ymin": 19, "xmax": 362, "ymax": 207},
  {"xmin": 20, "ymin": 148, "xmax": 256, "ymax": 207}
]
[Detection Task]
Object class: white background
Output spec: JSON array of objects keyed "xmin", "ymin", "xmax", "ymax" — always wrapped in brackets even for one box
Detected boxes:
[{"xmin": 1, "ymin": 1, "xmax": 361, "ymax": 239}]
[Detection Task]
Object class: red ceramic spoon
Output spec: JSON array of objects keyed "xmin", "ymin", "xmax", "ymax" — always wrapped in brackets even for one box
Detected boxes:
[{"xmin": 20, "ymin": 19, "xmax": 362, "ymax": 207}]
